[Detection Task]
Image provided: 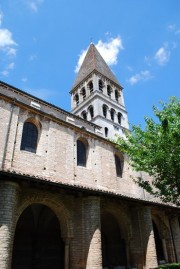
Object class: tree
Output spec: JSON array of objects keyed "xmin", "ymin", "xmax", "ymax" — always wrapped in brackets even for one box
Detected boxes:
[{"xmin": 115, "ymin": 97, "xmax": 180, "ymax": 205}]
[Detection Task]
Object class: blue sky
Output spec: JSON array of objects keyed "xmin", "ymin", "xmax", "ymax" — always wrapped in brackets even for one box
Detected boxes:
[{"xmin": 0, "ymin": 0, "xmax": 180, "ymax": 127}]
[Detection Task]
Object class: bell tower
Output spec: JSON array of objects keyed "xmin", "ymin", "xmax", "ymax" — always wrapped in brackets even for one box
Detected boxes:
[{"xmin": 70, "ymin": 43, "xmax": 129, "ymax": 139}]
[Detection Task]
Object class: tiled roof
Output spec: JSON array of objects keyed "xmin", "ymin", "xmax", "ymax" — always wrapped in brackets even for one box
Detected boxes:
[
  {"xmin": 72, "ymin": 43, "xmax": 122, "ymax": 90},
  {"xmin": 0, "ymin": 169, "xmax": 178, "ymax": 210}
]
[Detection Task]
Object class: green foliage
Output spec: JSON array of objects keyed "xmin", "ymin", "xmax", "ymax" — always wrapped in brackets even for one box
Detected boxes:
[
  {"xmin": 157, "ymin": 263, "xmax": 180, "ymax": 269},
  {"xmin": 115, "ymin": 97, "xmax": 180, "ymax": 205}
]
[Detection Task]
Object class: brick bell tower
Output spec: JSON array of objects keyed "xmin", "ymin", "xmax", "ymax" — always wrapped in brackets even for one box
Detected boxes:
[{"xmin": 70, "ymin": 43, "xmax": 129, "ymax": 139}]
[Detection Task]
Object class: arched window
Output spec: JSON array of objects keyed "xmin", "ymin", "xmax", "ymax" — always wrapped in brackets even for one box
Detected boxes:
[
  {"xmin": 105, "ymin": 127, "xmax": 108, "ymax": 138},
  {"xmin": 115, "ymin": 89, "xmax": 119, "ymax": 102},
  {"xmin": 75, "ymin": 94, "xmax": 79, "ymax": 105},
  {"xmin": 88, "ymin": 105, "xmax": 94, "ymax": 119},
  {"xmin": 102, "ymin": 104, "xmax": 108, "ymax": 118},
  {"xmin": 82, "ymin": 110, "xmax": 87, "ymax": 120},
  {"xmin": 107, "ymin": 85, "xmax": 112, "ymax": 97},
  {"xmin": 99, "ymin": 80, "xmax": 103, "ymax": 92},
  {"xmin": 20, "ymin": 122, "xmax": 38, "ymax": 153},
  {"xmin": 115, "ymin": 154, "xmax": 123, "ymax": 177},
  {"xmin": 117, "ymin": 112, "xmax": 122, "ymax": 125},
  {"xmin": 110, "ymin": 108, "xmax": 115, "ymax": 121},
  {"xmin": 88, "ymin": 81, "xmax": 93, "ymax": 93},
  {"xmin": 81, "ymin": 87, "xmax": 86, "ymax": 100},
  {"xmin": 77, "ymin": 139, "xmax": 87, "ymax": 167}
]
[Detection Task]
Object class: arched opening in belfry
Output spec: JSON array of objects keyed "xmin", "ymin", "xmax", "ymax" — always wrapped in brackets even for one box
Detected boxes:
[
  {"xmin": 12, "ymin": 204, "xmax": 65, "ymax": 269},
  {"xmin": 101, "ymin": 212, "xmax": 127, "ymax": 269},
  {"xmin": 153, "ymin": 221, "xmax": 165, "ymax": 264}
]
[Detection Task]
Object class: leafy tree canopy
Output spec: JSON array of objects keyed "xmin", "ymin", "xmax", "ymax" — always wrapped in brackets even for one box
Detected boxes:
[{"xmin": 115, "ymin": 97, "xmax": 180, "ymax": 205}]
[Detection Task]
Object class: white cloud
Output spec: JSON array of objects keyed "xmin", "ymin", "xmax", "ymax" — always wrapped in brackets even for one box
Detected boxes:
[
  {"xmin": 75, "ymin": 36, "xmax": 124, "ymax": 73},
  {"xmin": 27, "ymin": 0, "xmax": 44, "ymax": 12},
  {"xmin": 22, "ymin": 77, "xmax": 28, "ymax": 83},
  {"xmin": 128, "ymin": 70, "xmax": 152, "ymax": 85},
  {"xmin": 154, "ymin": 45, "xmax": 170, "ymax": 65},
  {"xmin": 7, "ymin": 47, "xmax": 17, "ymax": 56},
  {"xmin": 167, "ymin": 24, "xmax": 176, "ymax": 32},
  {"xmin": 167, "ymin": 24, "xmax": 180, "ymax": 35},
  {"xmin": 0, "ymin": 29, "xmax": 16, "ymax": 48},
  {"xmin": 29, "ymin": 54, "xmax": 37, "ymax": 61},
  {"xmin": 7, "ymin": 62, "xmax": 15, "ymax": 70},
  {"xmin": 1, "ymin": 70, "xmax": 9, "ymax": 77},
  {"xmin": 175, "ymin": 30, "xmax": 180, "ymax": 35}
]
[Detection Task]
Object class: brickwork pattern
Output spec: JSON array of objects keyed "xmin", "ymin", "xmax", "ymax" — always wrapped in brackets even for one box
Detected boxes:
[{"xmin": 0, "ymin": 181, "xmax": 19, "ymax": 269}]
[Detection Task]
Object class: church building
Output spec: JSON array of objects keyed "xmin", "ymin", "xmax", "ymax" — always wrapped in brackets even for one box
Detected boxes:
[{"xmin": 0, "ymin": 43, "xmax": 179, "ymax": 269}]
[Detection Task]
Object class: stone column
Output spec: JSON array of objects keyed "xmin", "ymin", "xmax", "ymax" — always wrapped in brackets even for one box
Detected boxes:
[
  {"xmin": 64, "ymin": 238, "xmax": 71, "ymax": 269},
  {"xmin": 139, "ymin": 206, "xmax": 158, "ymax": 269},
  {"xmin": 170, "ymin": 216, "xmax": 180, "ymax": 262},
  {"xmin": 71, "ymin": 196, "xmax": 102, "ymax": 269},
  {"xmin": 84, "ymin": 196, "xmax": 102, "ymax": 269},
  {"xmin": 0, "ymin": 181, "xmax": 19, "ymax": 269}
]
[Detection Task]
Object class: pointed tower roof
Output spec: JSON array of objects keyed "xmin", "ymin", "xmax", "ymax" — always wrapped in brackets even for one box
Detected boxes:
[{"xmin": 71, "ymin": 43, "xmax": 122, "ymax": 90}]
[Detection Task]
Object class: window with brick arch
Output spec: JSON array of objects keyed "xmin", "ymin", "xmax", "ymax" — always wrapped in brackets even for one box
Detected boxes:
[
  {"xmin": 115, "ymin": 154, "xmax": 123, "ymax": 177},
  {"xmin": 77, "ymin": 139, "xmax": 87, "ymax": 167},
  {"xmin": 20, "ymin": 122, "xmax": 38, "ymax": 153}
]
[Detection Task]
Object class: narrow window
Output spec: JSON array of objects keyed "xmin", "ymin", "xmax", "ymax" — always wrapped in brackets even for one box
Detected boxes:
[
  {"xmin": 102, "ymin": 104, "xmax": 108, "ymax": 118},
  {"xmin": 82, "ymin": 110, "xmax": 87, "ymax": 120},
  {"xmin": 20, "ymin": 122, "xmax": 38, "ymax": 153},
  {"xmin": 107, "ymin": 85, "xmax": 111, "ymax": 97},
  {"xmin": 89, "ymin": 105, "xmax": 94, "ymax": 119},
  {"xmin": 115, "ymin": 89, "xmax": 119, "ymax": 102},
  {"xmin": 77, "ymin": 139, "xmax": 87, "ymax": 166},
  {"xmin": 89, "ymin": 81, "xmax": 93, "ymax": 93},
  {"xmin": 110, "ymin": 109, "xmax": 115, "ymax": 121},
  {"xmin": 105, "ymin": 127, "xmax": 108, "ymax": 138},
  {"xmin": 115, "ymin": 155, "xmax": 122, "ymax": 177},
  {"xmin": 75, "ymin": 94, "xmax": 79, "ymax": 105},
  {"xmin": 99, "ymin": 80, "xmax": 103, "ymax": 92},
  {"xmin": 117, "ymin": 112, "xmax": 122, "ymax": 125},
  {"xmin": 81, "ymin": 87, "xmax": 86, "ymax": 100}
]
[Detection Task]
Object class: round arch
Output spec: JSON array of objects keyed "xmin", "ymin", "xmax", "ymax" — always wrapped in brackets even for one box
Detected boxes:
[
  {"xmin": 101, "ymin": 206, "xmax": 132, "ymax": 268},
  {"xmin": 12, "ymin": 203, "xmax": 65, "ymax": 269},
  {"xmin": 15, "ymin": 193, "xmax": 74, "ymax": 239}
]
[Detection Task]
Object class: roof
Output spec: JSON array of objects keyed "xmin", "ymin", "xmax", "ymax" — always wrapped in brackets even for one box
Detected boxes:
[
  {"xmin": 72, "ymin": 43, "xmax": 122, "ymax": 90},
  {"xmin": 1, "ymin": 170, "xmax": 179, "ymax": 210}
]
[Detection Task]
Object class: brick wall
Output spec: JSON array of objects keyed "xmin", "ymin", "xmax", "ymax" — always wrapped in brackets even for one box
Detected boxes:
[{"xmin": 0, "ymin": 181, "xmax": 19, "ymax": 269}]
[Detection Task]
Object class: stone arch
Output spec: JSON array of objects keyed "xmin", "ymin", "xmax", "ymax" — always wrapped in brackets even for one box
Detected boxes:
[
  {"xmin": 16, "ymin": 191, "xmax": 73, "ymax": 239},
  {"xmin": 23, "ymin": 116, "xmax": 42, "ymax": 133},
  {"xmin": 101, "ymin": 204, "xmax": 132, "ymax": 268},
  {"xmin": 152, "ymin": 214, "xmax": 175, "ymax": 264},
  {"xmin": 102, "ymin": 204, "xmax": 132, "ymax": 241},
  {"xmin": 12, "ymin": 203, "xmax": 66, "ymax": 268}
]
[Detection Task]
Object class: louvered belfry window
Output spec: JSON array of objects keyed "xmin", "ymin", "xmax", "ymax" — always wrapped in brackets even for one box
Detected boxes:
[{"xmin": 20, "ymin": 122, "xmax": 38, "ymax": 153}]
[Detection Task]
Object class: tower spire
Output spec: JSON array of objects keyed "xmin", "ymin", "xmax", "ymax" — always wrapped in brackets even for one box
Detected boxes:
[
  {"xmin": 70, "ymin": 43, "xmax": 129, "ymax": 139},
  {"xmin": 71, "ymin": 43, "xmax": 121, "ymax": 91}
]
